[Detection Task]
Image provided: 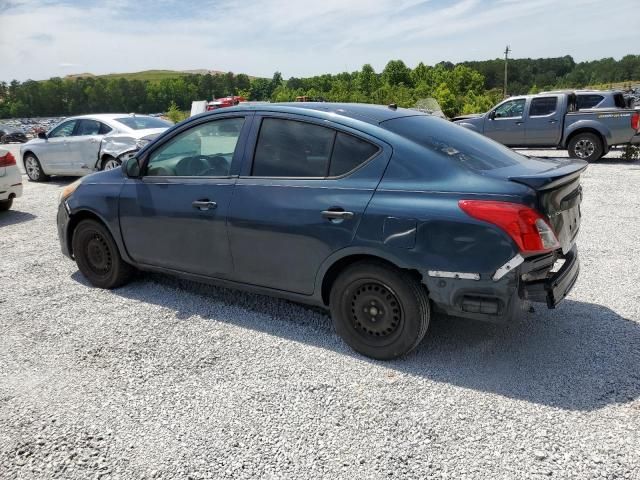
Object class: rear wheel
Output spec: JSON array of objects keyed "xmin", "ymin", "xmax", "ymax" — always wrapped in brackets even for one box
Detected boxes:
[
  {"xmin": 0, "ymin": 198, "xmax": 13, "ymax": 211},
  {"xmin": 101, "ymin": 156, "xmax": 121, "ymax": 171},
  {"xmin": 72, "ymin": 219, "xmax": 134, "ymax": 289},
  {"xmin": 24, "ymin": 153, "xmax": 49, "ymax": 182},
  {"xmin": 568, "ymin": 133, "xmax": 603, "ymax": 162},
  {"xmin": 329, "ymin": 261, "xmax": 430, "ymax": 360}
]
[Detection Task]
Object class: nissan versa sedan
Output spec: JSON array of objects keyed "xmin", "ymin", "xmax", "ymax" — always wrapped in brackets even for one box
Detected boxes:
[
  {"xmin": 56, "ymin": 103, "xmax": 585, "ymax": 360},
  {"xmin": 21, "ymin": 114, "xmax": 172, "ymax": 181}
]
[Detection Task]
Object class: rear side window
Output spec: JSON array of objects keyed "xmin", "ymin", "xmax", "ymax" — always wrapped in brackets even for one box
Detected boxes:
[
  {"xmin": 330, "ymin": 133, "xmax": 379, "ymax": 176},
  {"xmin": 577, "ymin": 95, "xmax": 604, "ymax": 109},
  {"xmin": 76, "ymin": 119, "xmax": 102, "ymax": 136},
  {"xmin": 383, "ymin": 115, "xmax": 528, "ymax": 171},
  {"xmin": 529, "ymin": 97, "xmax": 557, "ymax": 116},
  {"xmin": 251, "ymin": 118, "xmax": 378, "ymax": 178}
]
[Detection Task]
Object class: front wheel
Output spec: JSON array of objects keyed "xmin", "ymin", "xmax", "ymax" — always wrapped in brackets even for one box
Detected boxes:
[
  {"xmin": 568, "ymin": 133, "xmax": 603, "ymax": 162},
  {"xmin": 24, "ymin": 154, "xmax": 49, "ymax": 182},
  {"xmin": 330, "ymin": 261, "xmax": 430, "ymax": 360},
  {"xmin": 72, "ymin": 219, "xmax": 134, "ymax": 289},
  {"xmin": 101, "ymin": 156, "xmax": 121, "ymax": 171}
]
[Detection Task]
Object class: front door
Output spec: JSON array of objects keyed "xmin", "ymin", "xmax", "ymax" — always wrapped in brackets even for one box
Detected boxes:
[
  {"xmin": 42, "ymin": 119, "xmax": 77, "ymax": 173},
  {"xmin": 119, "ymin": 115, "xmax": 249, "ymax": 277},
  {"xmin": 484, "ymin": 98, "xmax": 527, "ymax": 146},
  {"xmin": 227, "ymin": 115, "xmax": 391, "ymax": 295}
]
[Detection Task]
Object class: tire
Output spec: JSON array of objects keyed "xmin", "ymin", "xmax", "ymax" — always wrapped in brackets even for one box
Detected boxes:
[
  {"xmin": 101, "ymin": 156, "xmax": 121, "ymax": 171},
  {"xmin": 24, "ymin": 153, "xmax": 49, "ymax": 182},
  {"xmin": 568, "ymin": 132, "xmax": 603, "ymax": 162},
  {"xmin": 0, "ymin": 198, "xmax": 12, "ymax": 211},
  {"xmin": 72, "ymin": 219, "xmax": 134, "ymax": 289},
  {"xmin": 329, "ymin": 261, "xmax": 430, "ymax": 360}
]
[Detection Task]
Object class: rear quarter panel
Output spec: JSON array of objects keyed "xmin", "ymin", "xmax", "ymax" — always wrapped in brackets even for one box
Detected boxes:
[{"xmin": 564, "ymin": 110, "xmax": 637, "ymax": 146}]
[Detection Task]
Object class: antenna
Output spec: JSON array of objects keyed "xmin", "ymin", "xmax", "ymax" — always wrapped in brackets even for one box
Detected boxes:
[{"xmin": 504, "ymin": 45, "xmax": 511, "ymax": 98}]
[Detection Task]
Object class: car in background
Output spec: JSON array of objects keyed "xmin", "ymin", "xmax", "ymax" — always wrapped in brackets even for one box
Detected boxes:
[
  {"xmin": 20, "ymin": 114, "xmax": 172, "ymax": 182},
  {"xmin": 0, "ymin": 148, "xmax": 23, "ymax": 211},
  {"xmin": 57, "ymin": 103, "xmax": 585, "ymax": 360},
  {"xmin": 0, "ymin": 124, "xmax": 28, "ymax": 144}
]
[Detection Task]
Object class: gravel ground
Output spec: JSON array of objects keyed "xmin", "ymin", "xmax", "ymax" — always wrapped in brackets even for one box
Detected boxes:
[{"xmin": 1, "ymin": 161, "xmax": 639, "ymax": 480}]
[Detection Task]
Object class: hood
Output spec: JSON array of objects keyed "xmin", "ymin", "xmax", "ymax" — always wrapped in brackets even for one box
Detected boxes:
[{"xmin": 452, "ymin": 113, "xmax": 484, "ymax": 122}]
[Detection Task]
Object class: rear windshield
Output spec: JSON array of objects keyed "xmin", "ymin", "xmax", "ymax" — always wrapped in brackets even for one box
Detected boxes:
[
  {"xmin": 382, "ymin": 115, "xmax": 528, "ymax": 171},
  {"xmin": 115, "ymin": 116, "xmax": 173, "ymax": 130}
]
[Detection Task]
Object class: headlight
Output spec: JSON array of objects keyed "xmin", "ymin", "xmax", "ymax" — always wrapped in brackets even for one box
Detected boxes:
[
  {"xmin": 59, "ymin": 179, "xmax": 82, "ymax": 203},
  {"xmin": 135, "ymin": 138, "xmax": 151, "ymax": 149}
]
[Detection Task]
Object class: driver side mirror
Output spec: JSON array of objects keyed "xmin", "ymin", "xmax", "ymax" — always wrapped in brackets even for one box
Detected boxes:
[
  {"xmin": 37, "ymin": 131, "xmax": 47, "ymax": 139},
  {"xmin": 488, "ymin": 111, "xmax": 496, "ymax": 120},
  {"xmin": 124, "ymin": 156, "xmax": 142, "ymax": 178}
]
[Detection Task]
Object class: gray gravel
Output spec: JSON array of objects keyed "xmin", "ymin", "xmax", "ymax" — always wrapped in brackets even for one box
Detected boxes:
[{"xmin": 1, "ymin": 162, "xmax": 639, "ymax": 480}]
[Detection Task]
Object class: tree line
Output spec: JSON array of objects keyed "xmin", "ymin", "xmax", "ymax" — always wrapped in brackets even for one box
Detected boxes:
[{"xmin": 1, "ymin": 54, "xmax": 638, "ymax": 119}]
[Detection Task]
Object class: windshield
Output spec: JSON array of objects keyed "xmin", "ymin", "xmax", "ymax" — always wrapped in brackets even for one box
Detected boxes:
[
  {"xmin": 115, "ymin": 116, "xmax": 173, "ymax": 130},
  {"xmin": 382, "ymin": 115, "xmax": 531, "ymax": 171}
]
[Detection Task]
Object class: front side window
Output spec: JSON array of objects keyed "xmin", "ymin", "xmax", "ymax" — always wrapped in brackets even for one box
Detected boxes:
[
  {"xmin": 75, "ymin": 119, "xmax": 102, "ymax": 136},
  {"xmin": 146, "ymin": 117, "xmax": 244, "ymax": 177},
  {"xmin": 49, "ymin": 120, "xmax": 77, "ymax": 138},
  {"xmin": 493, "ymin": 99, "xmax": 526, "ymax": 119},
  {"xmin": 529, "ymin": 97, "xmax": 558, "ymax": 116}
]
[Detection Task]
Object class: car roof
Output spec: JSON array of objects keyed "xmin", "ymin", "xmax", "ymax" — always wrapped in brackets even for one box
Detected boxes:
[
  {"xmin": 202, "ymin": 103, "xmax": 424, "ymax": 125},
  {"xmin": 67, "ymin": 113, "xmax": 154, "ymax": 121}
]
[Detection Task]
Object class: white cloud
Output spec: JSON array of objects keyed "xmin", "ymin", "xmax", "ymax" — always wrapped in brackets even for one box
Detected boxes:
[{"xmin": 0, "ymin": 0, "xmax": 637, "ymax": 81}]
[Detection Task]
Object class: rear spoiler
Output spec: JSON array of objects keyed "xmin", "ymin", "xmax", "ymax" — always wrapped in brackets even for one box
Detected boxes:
[{"xmin": 508, "ymin": 160, "xmax": 588, "ymax": 190}]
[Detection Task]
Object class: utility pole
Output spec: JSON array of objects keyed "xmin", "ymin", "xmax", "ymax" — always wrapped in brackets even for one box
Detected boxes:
[{"xmin": 503, "ymin": 45, "xmax": 511, "ymax": 98}]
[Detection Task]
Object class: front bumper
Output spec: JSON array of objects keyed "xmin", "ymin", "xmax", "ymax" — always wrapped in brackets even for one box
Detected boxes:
[{"xmin": 57, "ymin": 200, "xmax": 72, "ymax": 259}]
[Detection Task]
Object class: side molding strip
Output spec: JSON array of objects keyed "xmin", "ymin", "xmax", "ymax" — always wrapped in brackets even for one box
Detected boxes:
[{"xmin": 427, "ymin": 271, "xmax": 480, "ymax": 281}]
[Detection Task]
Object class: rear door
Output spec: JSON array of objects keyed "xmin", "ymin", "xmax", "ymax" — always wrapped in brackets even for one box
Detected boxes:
[
  {"xmin": 484, "ymin": 98, "xmax": 527, "ymax": 146},
  {"xmin": 119, "ymin": 114, "xmax": 251, "ymax": 277},
  {"xmin": 525, "ymin": 96, "xmax": 562, "ymax": 146},
  {"xmin": 227, "ymin": 114, "xmax": 391, "ymax": 294},
  {"xmin": 66, "ymin": 119, "xmax": 108, "ymax": 173}
]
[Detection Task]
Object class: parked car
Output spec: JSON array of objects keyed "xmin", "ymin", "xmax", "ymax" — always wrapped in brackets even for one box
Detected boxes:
[
  {"xmin": 453, "ymin": 91, "xmax": 640, "ymax": 161},
  {"xmin": 57, "ymin": 103, "xmax": 585, "ymax": 360},
  {"xmin": 20, "ymin": 114, "xmax": 172, "ymax": 181},
  {"xmin": 0, "ymin": 124, "xmax": 28, "ymax": 144},
  {"xmin": 0, "ymin": 148, "xmax": 23, "ymax": 211}
]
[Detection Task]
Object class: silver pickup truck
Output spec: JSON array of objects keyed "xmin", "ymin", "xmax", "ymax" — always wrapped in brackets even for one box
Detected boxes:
[{"xmin": 454, "ymin": 92, "xmax": 640, "ymax": 161}]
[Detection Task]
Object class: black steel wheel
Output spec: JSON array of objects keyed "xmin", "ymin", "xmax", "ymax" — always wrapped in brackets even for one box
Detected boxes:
[
  {"xmin": 0, "ymin": 198, "xmax": 13, "ymax": 211},
  {"xmin": 72, "ymin": 219, "xmax": 134, "ymax": 289},
  {"xmin": 330, "ymin": 261, "xmax": 430, "ymax": 360}
]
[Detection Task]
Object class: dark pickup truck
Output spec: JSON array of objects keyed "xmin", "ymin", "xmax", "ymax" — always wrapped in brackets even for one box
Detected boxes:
[{"xmin": 454, "ymin": 92, "xmax": 640, "ymax": 161}]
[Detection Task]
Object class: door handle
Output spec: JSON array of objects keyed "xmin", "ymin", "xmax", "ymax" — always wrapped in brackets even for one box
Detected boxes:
[
  {"xmin": 90, "ymin": 138, "xmax": 100, "ymax": 143},
  {"xmin": 192, "ymin": 200, "xmax": 217, "ymax": 211},
  {"xmin": 549, "ymin": 120, "xmax": 558, "ymax": 124},
  {"xmin": 321, "ymin": 209, "xmax": 354, "ymax": 220},
  {"xmin": 515, "ymin": 121, "xmax": 524, "ymax": 125}
]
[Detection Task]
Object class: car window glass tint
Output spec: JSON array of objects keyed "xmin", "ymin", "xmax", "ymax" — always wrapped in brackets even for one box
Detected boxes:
[
  {"xmin": 577, "ymin": 95, "xmax": 603, "ymax": 109},
  {"xmin": 252, "ymin": 118, "xmax": 334, "ymax": 177},
  {"xmin": 76, "ymin": 119, "xmax": 101, "ymax": 136},
  {"xmin": 529, "ymin": 97, "xmax": 557, "ymax": 116},
  {"xmin": 99, "ymin": 123, "xmax": 112, "ymax": 134},
  {"xmin": 146, "ymin": 117, "xmax": 244, "ymax": 177},
  {"xmin": 329, "ymin": 133, "xmax": 378, "ymax": 176},
  {"xmin": 493, "ymin": 99, "xmax": 526, "ymax": 119},
  {"xmin": 49, "ymin": 120, "xmax": 77, "ymax": 138}
]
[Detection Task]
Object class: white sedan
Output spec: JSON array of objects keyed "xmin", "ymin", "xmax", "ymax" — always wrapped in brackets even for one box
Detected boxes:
[
  {"xmin": 20, "ymin": 114, "xmax": 172, "ymax": 181},
  {"xmin": 0, "ymin": 147, "xmax": 23, "ymax": 211}
]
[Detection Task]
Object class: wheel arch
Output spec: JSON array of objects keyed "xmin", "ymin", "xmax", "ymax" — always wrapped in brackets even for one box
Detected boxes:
[
  {"xmin": 66, "ymin": 209, "xmax": 115, "ymax": 258},
  {"xmin": 319, "ymin": 251, "xmax": 425, "ymax": 306},
  {"xmin": 564, "ymin": 127, "xmax": 608, "ymax": 150}
]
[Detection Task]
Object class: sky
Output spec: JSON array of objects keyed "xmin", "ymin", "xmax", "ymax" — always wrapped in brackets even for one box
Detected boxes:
[{"xmin": 0, "ymin": 0, "xmax": 637, "ymax": 82}]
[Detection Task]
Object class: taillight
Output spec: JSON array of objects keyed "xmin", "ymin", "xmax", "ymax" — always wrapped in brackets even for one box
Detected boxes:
[
  {"xmin": 632, "ymin": 111, "xmax": 640, "ymax": 131},
  {"xmin": 459, "ymin": 200, "xmax": 560, "ymax": 254},
  {"xmin": 0, "ymin": 151, "xmax": 16, "ymax": 167}
]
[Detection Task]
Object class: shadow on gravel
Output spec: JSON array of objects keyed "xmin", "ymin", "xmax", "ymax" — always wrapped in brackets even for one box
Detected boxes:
[
  {"xmin": 91, "ymin": 272, "xmax": 639, "ymax": 412},
  {"xmin": 0, "ymin": 209, "xmax": 36, "ymax": 227}
]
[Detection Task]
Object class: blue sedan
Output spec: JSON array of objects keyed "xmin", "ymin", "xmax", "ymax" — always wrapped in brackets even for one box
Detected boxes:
[{"xmin": 57, "ymin": 103, "xmax": 586, "ymax": 360}]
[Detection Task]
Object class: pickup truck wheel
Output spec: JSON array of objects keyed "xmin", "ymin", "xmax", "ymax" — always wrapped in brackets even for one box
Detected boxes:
[
  {"xmin": 0, "ymin": 198, "xmax": 13, "ymax": 211},
  {"xmin": 101, "ymin": 156, "xmax": 121, "ymax": 171},
  {"xmin": 568, "ymin": 133, "xmax": 603, "ymax": 162},
  {"xmin": 24, "ymin": 154, "xmax": 49, "ymax": 182},
  {"xmin": 329, "ymin": 261, "xmax": 430, "ymax": 360},
  {"xmin": 72, "ymin": 219, "xmax": 134, "ymax": 289}
]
